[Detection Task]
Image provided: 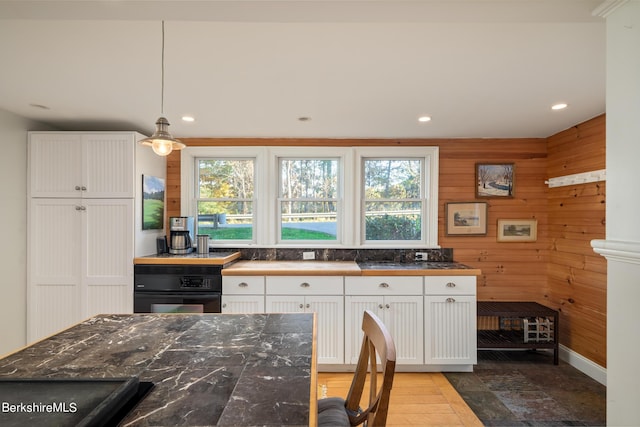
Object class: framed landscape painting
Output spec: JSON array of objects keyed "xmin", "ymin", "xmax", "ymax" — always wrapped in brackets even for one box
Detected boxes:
[
  {"xmin": 142, "ymin": 175, "xmax": 165, "ymax": 230},
  {"xmin": 476, "ymin": 163, "xmax": 515, "ymax": 198},
  {"xmin": 445, "ymin": 202, "xmax": 488, "ymax": 236},
  {"xmin": 497, "ymin": 219, "xmax": 537, "ymax": 242}
]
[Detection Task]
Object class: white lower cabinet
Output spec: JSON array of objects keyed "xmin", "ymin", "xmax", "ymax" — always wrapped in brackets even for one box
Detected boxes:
[
  {"xmin": 345, "ymin": 276, "xmax": 424, "ymax": 366},
  {"xmin": 222, "ymin": 276, "xmax": 265, "ymax": 313},
  {"xmin": 28, "ymin": 198, "xmax": 134, "ymax": 341},
  {"xmin": 265, "ymin": 276, "xmax": 344, "ymax": 365},
  {"xmin": 424, "ymin": 276, "xmax": 477, "ymax": 367}
]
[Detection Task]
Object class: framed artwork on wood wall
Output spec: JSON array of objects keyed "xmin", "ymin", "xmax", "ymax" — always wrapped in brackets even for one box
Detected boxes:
[
  {"xmin": 476, "ymin": 163, "xmax": 515, "ymax": 198},
  {"xmin": 445, "ymin": 202, "xmax": 488, "ymax": 236},
  {"xmin": 497, "ymin": 219, "xmax": 537, "ymax": 242}
]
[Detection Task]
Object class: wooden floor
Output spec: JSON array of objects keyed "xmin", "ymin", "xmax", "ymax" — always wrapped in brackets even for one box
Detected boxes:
[{"xmin": 317, "ymin": 372, "xmax": 483, "ymax": 427}]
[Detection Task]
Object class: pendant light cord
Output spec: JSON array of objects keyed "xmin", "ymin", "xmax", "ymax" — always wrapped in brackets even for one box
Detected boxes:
[{"xmin": 161, "ymin": 20, "xmax": 165, "ymax": 116}]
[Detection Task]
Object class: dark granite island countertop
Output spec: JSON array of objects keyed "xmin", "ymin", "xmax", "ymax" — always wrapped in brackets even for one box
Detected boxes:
[{"xmin": 0, "ymin": 313, "xmax": 317, "ymax": 427}]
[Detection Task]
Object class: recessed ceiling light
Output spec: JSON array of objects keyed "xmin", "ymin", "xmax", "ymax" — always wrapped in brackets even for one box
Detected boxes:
[
  {"xmin": 551, "ymin": 103, "xmax": 568, "ymax": 110},
  {"xmin": 182, "ymin": 116, "xmax": 195, "ymax": 122},
  {"xmin": 418, "ymin": 115, "xmax": 432, "ymax": 122}
]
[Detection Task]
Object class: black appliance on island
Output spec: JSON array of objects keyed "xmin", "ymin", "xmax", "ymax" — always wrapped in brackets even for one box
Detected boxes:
[{"xmin": 133, "ymin": 264, "xmax": 222, "ymax": 313}]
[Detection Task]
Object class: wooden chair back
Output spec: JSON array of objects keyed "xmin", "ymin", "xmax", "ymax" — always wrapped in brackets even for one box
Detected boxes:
[{"xmin": 344, "ymin": 309, "xmax": 397, "ymax": 426}]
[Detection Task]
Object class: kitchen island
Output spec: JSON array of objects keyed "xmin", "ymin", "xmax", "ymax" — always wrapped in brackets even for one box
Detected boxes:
[{"xmin": 0, "ymin": 313, "xmax": 317, "ymax": 426}]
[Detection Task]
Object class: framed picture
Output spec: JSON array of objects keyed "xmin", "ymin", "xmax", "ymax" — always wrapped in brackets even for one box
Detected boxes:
[
  {"xmin": 445, "ymin": 202, "xmax": 488, "ymax": 236},
  {"xmin": 476, "ymin": 163, "xmax": 515, "ymax": 198},
  {"xmin": 142, "ymin": 175, "xmax": 165, "ymax": 230},
  {"xmin": 497, "ymin": 219, "xmax": 537, "ymax": 242}
]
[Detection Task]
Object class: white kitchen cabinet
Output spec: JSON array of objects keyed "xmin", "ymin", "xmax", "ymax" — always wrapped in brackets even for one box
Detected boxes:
[
  {"xmin": 29, "ymin": 132, "xmax": 136, "ymax": 198},
  {"xmin": 345, "ymin": 276, "xmax": 424, "ymax": 366},
  {"xmin": 265, "ymin": 276, "xmax": 344, "ymax": 365},
  {"xmin": 27, "ymin": 131, "xmax": 165, "ymax": 343},
  {"xmin": 222, "ymin": 276, "xmax": 265, "ymax": 313},
  {"xmin": 28, "ymin": 198, "xmax": 134, "ymax": 340},
  {"xmin": 424, "ymin": 276, "xmax": 477, "ymax": 367}
]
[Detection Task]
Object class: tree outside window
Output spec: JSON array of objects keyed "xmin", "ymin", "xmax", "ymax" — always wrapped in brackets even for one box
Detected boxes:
[
  {"xmin": 279, "ymin": 158, "xmax": 339, "ymax": 241},
  {"xmin": 363, "ymin": 159, "xmax": 423, "ymax": 241},
  {"xmin": 197, "ymin": 159, "xmax": 254, "ymax": 241}
]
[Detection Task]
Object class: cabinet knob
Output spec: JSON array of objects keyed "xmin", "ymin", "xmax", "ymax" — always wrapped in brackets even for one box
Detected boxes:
[
  {"xmin": 222, "ymin": 303, "xmax": 227, "ymax": 308},
  {"xmin": 299, "ymin": 303, "xmax": 304, "ymax": 309},
  {"xmin": 306, "ymin": 303, "xmax": 311, "ymax": 309},
  {"xmin": 446, "ymin": 297, "xmax": 456, "ymax": 303},
  {"xmin": 379, "ymin": 282, "xmax": 389, "ymax": 288},
  {"xmin": 75, "ymin": 185, "xmax": 81, "ymax": 191},
  {"xmin": 75, "ymin": 205, "xmax": 82, "ymax": 211},
  {"xmin": 300, "ymin": 282, "xmax": 310, "ymax": 288},
  {"xmin": 81, "ymin": 186, "xmax": 87, "ymax": 191},
  {"xmin": 446, "ymin": 282, "xmax": 456, "ymax": 287},
  {"xmin": 378, "ymin": 304, "xmax": 384, "ymax": 309},
  {"xmin": 385, "ymin": 304, "xmax": 390, "ymax": 309},
  {"xmin": 238, "ymin": 282, "xmax": 248, "ymax": 288}
]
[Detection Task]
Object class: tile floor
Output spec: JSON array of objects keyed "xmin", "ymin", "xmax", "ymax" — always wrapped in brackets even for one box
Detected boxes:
[{"xmin": 444, "ymin": 350, "xmax": 606, "ymax": 426}]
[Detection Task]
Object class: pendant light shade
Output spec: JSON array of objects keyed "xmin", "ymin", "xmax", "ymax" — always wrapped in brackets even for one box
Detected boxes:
[
  {"xmin": 139, "ymin": 21, "xmax": 184, "ymax": 156},
  {"xmin": 140, "ymin": 117, "xmax": 185, "ymax": 156}
]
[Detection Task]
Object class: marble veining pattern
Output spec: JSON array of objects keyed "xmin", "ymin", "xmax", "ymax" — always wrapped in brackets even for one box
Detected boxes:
[{"xmin": 0, "ymin": 313, "xmax": 314, "ymax": 426}]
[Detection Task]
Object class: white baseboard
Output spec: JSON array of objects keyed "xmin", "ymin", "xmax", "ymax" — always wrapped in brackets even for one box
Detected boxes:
[{"xmin": 560, "ymin": 344, "xmax": 607, "ymax": 386}]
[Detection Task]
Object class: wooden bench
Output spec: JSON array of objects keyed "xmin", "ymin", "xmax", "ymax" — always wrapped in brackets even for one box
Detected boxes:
[{"xmin": 477, "ymin": 301, "xmax": 559, "ymax": 365}]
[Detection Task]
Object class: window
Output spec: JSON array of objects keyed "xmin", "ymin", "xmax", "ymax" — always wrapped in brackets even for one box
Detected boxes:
[
  {"xmin": 278, "ymin": 158, "xmax": 340, "ymax": 242},
  {"xmin": 196, "ymin": 158, "xmax": 255, "ymax": 242},
  {"xmin": 182, "ymin": 146, "xmax": 438, "ymax": 248},
  {"xmin": 363, "ymin": 158, "xmax": 423, "ymax": 241}
]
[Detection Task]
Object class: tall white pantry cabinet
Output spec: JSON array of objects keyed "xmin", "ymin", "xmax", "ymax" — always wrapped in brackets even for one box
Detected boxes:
[{"xmin": 27, "ymin": 132, "xmax": 165, "ymax": 343}]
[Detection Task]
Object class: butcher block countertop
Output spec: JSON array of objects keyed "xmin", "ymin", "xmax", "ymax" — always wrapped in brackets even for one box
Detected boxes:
[
  {"xmin": 133, "ymin": 251, "xmax": 241, "ymax": 265},
  {"xmin": 223, "ymin": 260, "xmax": 481, "ymax": 276},
  {"xmin": 223, "ymin": 260, "xmax": 362, "ymax": 276}
]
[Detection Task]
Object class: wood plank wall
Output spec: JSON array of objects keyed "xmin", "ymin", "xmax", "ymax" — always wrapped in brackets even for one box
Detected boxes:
[
  {"xmin": 546, "ymin": 115, "xmax": 606, "ymax": 368},
  {"xmin": 165, "ymin": 116, "xmax": 607, "ymax": 367}
]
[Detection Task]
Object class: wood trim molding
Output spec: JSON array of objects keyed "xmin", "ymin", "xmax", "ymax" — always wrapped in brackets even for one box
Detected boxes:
[
  {"xmin": 591, "ymin": 239, "xmax": 640, "ymax": 265},
  {"xmin": 592, "ymin": 0, "xmax": 629, "ymax": 18},
  {"xmin": 546, "ymin": 169, "xmax": 606, "ymax": 188}
]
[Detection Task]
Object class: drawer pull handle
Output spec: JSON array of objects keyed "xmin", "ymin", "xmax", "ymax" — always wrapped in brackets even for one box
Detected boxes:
[
  {"xmin": 300, "ymin": 282, "xmax": 311, "ymax": 288},
  {"xmin": 379, "ymin": 282, "xmax": 389, "ymax": 288},
  {"xmin": 446, "ymin": 297, "xmax": 456, "ymax": 303},
  {"xmin": 446, "ymin": 282, "xmax": 456, "ymax": 287},
  {"xmin": 238, "ymin": 282, "xmax": 248, "ymax": 288}
]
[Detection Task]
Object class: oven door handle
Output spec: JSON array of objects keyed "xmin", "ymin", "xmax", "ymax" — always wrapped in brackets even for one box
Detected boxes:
[{"xmin": 134, "ymin": 292, "xmax": 220, "ymax": 299}]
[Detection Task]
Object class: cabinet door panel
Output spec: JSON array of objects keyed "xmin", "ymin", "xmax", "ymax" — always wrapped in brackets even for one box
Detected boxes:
[
  {"xmin": 425, "ymin": 295, "xmax": 477, "ymax": 364},
  {"xmin": 29, "ymin": 133, "xmax": 83, "ymax": 198},
  {"xmin": 82, "ymin": 134, "xmax": 135, "ymax": 198},
  {"xmin": 222, "ymin": 295, "xmax": 265, "ymax": 313},
  {"xmin": 386, "ymin": 295, "xmax": 424, "ymax": 365},
  {"xmin": 266, "ymin": 295, "xmax": 304, "ymax": 313},
  {"xmin": 345, "ymin": 296, "xmax": 384, "ymax": 364},
  {"xmin": 307, "ymin": 296, "xmax": 344, "ymax": 365}
]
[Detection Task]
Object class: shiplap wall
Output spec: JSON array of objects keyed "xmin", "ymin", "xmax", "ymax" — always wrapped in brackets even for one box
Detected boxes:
[
  {"xmin": 165, "ymin": 115, "xmax": 606, "ymax": 367},
  {"xmin": 546, "ymin": 115, "xmax": 607, "ymax": 368}
]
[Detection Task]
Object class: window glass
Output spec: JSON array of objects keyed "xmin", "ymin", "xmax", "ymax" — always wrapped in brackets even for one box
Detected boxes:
[
  {"xmin": 363, "ymin": 159, "xmax": 423, "ymax": 241},
  {"xmin": 196, "ymin": 159, "xmax": 254, "ymax": 241},
  {"xmin": 279, "ymin": 159, "xmax": 339, "ymax": 241}
]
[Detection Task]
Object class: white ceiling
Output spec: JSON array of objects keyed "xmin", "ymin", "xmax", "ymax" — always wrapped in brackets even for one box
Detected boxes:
[{"xmin": 0, "ymin": 0, "xmax": 606, "ymax": 139}]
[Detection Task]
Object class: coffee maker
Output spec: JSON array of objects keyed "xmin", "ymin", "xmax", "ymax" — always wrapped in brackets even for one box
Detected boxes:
[{"xmin": 169, "ymin": 216, "xmax": 195, "ymax": 254}]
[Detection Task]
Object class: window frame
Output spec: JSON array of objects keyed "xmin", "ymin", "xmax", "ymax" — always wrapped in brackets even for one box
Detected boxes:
[{"xmin": 181, "ymin": 145, "xmax": 438, "ymax": 248}]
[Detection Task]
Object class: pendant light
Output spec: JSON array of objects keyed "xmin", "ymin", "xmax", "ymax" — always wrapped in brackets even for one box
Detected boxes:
[{"xmin": 140, "ymin": 21, "xmax": 185, "ymax": 156}]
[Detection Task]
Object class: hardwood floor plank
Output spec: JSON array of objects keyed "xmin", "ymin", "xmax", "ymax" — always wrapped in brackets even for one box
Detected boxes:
[{"xmin": 317, "ymin": 372, "xmax": 482, "ymax": 426}]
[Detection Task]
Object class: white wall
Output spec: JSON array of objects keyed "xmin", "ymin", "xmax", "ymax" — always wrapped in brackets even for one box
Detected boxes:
[
  {"xmin": 592, "ymin": 2, "xmax": 640, "ymax": 425},
  {"xmin": 0, "ymin": 108, "xmax": 54, "ymax": 356}
]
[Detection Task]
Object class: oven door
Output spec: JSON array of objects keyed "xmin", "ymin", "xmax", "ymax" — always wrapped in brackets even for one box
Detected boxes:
[{"xmin": 134, "ymin": 292, "xmax": 221, "ymax": 314}]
